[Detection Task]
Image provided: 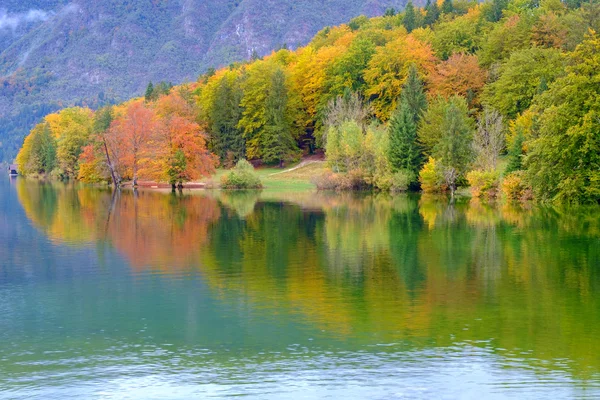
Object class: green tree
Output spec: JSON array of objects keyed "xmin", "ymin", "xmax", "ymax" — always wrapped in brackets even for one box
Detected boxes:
[
  {"xmin": 482, "ymin": 47, "xmax": 564, "ymax": 119},
  {"xmin": 525, "ymin": 31, "xmax": 600, "ymax": 203},
  {"xmin": 262, "ymin": 69, "xmax": 298, "ymax": 166},
  {"xmin": 505, "ymin": 131, "xmax": 524, "ymax": 174},
  {"xmin": 210, "ymin": 72, "xmax": 244, "ymax": 163},
  {"xmin": 418, "ymin": 96, "xmax": 474, "ymax": 195},
  {"xmin": 441, "ymin": 0, "xmax": 454, "ymax": 14},
  {"xmin": 484, "ymin": 0, "xmax": 509, "ymax": 22},
  {"xmin": 144, "ymin": 81, "xmax": 154, "ymax": 102},
  {"xmin": 387, "ymin": 65, "xmax": 427, "ymax": 176},
  {"xmin": 424, "ymin": 0, "xmax": 440, "ymax": 26},
  {"xmin": 403, "ymin": 1, "xmax": 418, "ymax": 33}
]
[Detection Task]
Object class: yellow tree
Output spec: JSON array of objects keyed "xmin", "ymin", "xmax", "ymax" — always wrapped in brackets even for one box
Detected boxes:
[{"xmin": 365, "ymin": 35, "xmax": 437, "ymax": 120}]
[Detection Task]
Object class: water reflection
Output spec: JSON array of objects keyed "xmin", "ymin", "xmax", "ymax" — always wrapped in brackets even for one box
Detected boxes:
[{"xmin": 6, "ymin": 179, "xmax": 600, "ymax": 394}]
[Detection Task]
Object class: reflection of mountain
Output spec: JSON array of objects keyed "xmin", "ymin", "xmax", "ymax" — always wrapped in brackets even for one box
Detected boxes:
[{"xmin": 13, "ymin": 180, "xmax": 600, "ymax": 378}]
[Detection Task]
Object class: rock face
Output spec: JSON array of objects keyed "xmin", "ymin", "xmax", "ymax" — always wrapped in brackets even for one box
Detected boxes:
[{"xmin": 0, "ymin": 0, "xmax": 415, "ymax": 162}]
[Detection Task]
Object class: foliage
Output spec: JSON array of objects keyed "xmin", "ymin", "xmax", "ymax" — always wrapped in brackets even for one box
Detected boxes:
[
  {"xmin": 524, "ymin": 31, "xmax": 600, "ymax": 204},
  {"xmin": 419, "ymin": 157, "xmax": 444, "ymax": 193},
  {"xmin": 473, "ymin": 108, "xmax": 505, "ymax": 171},
  {"xmin": 467, "ymin": 170, "xmax": 500, "ymax": 198},
  {"xmin": 391, "ymin": 169, "xmax": 416, "ymax": 192},
  {"xmin": 501, "ymin": 171, "xmax": 533, "ymax": 201},
  {"xmin": 220, "ymin": 159, "xmax": 263, "ymax": 189},
  {"xmin": 482, "ymin": 47, "xmax": 565, "ymax": 119}
]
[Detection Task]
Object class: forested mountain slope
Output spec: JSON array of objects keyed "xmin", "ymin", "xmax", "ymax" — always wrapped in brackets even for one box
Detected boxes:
[{"xmin": 0, "ymin": 0, "xmax": 411, "ymax": 162}]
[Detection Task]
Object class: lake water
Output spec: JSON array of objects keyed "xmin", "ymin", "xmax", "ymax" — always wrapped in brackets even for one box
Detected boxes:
[{"xmin": 1, "ymin": 177, "xmax": 600, "ymax": 399}]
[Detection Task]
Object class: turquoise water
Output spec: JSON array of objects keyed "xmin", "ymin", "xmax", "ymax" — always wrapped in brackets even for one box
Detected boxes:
[{"xmin": 1, "ymin": 177, "xmax": 600, "ymax": 399}]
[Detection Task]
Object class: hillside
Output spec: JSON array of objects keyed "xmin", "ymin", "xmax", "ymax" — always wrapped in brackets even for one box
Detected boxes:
[{"xmin": 0, "ymin": 0, "xmax": 412, "ymax": 162}]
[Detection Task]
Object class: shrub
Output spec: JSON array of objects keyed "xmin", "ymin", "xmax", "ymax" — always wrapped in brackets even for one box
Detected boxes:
[
  {"xmin": 312, "ymin": 169, "xmax": 368, "ymax": 191},
  {"xmin": 220, "ymin": 159, "xmax": 262, "ymax": 189},
  {"xmin": 419, "ymin": 157, "xmax": 444, "ymax": 193},
  {"xmin": 501, "ymin": 171, "xmax": 532, "ymax": 201},
  {"xmin": 467, "ymin": 170, "xmax": 500, "ymax": 198},
  {"xmin": 391, "ymin": 169, "xmax": 416, "ymax": 192}
]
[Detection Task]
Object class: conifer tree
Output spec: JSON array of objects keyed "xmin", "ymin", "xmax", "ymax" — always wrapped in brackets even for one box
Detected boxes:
[
  {"xmin": 403, "ymin": 1, "xmax": 417, "ymax": 33},
  {"xmin": 424, "ymin": 0, "xmax": 440, "ymax": 26},
  {"xmin": 505, "ymin": 131, "xmax": 525, "ymax": 174},
  {"xmin": 387, "ymin": 65, "xmax": 427, "ymax": 175},
  {"xmin": 144, "ymin": 82, "xmax": 154, "ymax": 102},
  {"xmin": 262, "ymin": 69, "xmax": 297, "ymax": 167},
  {"xmin": 441, "ymin": 0, "xmax": 454, "ymax": 14}
]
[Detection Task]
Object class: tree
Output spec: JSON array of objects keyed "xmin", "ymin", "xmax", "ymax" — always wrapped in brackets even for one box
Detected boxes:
[
  {"xmin": 524, "ymin": 31, "xmax": 600, "ymax": 203},
  {"xmin": 473, "ymin": 108, "xmax": 504, "ymax": 171},
  {"xmin": 148, "ymin": 92, "xmax": 218, "ymax": 188},
  {"xmin": 365, "ymin": 36, "xmax": 436, "ymax": 119},
  {"xmin": 387, "ymin": 65, "xmax": 427, "ymax": 176},
  {"xmin": 424, "ymin": 0, "xmax": 440, "ymax": 26},
  {"xmin": 16, "ymin": 122, "xmax": 57, "ymax": 176},
  {"xmin": 428, "ymin": 53, "xmax": 487, "ymax": 108},
  {"xmin": 262, "ymin": 69, "xmax": 298, "ymax": 166},
  {"xmin": 403, "ymin": 1, "xmax": 418, "ymax": 33},
  {"xmin": 388, "ymin": 101, "xmax": 421, "ymax": 175},
  {"xmin": 505, "ymin": 131, "xmax": 524, "ymax": 174},
  {"xmin": 441, "ymin": 0, "xmax": 454, "ymax": 14},
  {"xmin": 482, "ymin": 47, "xmax": 564, "ymax": 119},
  {"xmin": 484, "ymin": 0, "xmax": 509, "ymax": 22},
  {"xmin": 201, "ymin": 70, "xmax": 245, "ymax": 164},
  {"xmin": 418, "ymin": 96, "xmax": 474, "ymax": 195},
  {"xmin": 45, "ymin": 107, "xmax": 94, "ymax": 178},
  {"xmin": 145, "ymin": 82, "xmax": 154, "ymax": 102},
  {"xmin": 112, "ymin": 101, "xmax": 156, "ymax": 186},
  {"xmin": 239, "ymin": 60, "xmax": 302, "ymax": 161},
  {"xmin": 94, "ymin": 106, "xmax": 119, "ymax": 186}
]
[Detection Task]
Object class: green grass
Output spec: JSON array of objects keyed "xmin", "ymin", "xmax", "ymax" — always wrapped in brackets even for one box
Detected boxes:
[{"xmin": 210, "ymin": 161, "xmax": 327, "ymax": 192}]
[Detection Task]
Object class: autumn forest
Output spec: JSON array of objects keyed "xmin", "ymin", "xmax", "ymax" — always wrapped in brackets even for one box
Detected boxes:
[{"xmin": 14, "ymin": 0, "xmax": 600, "ymax": 204}]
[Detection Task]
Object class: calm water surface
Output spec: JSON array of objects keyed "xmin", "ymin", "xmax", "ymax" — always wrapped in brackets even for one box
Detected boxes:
[{"xmin": 1, "ymin": 177, "xmax": 600, "ymax": 399}]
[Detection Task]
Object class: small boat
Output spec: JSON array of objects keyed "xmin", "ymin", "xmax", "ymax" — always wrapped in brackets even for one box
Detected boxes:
[{"xmin": 8, "ymin": 164, "xmax": 18, "ymax": 176}]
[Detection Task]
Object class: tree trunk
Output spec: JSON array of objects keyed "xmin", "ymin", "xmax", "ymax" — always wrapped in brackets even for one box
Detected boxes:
[{"xmin": 102, "ymin": 138, "xmax": 119, "ymax": 188}]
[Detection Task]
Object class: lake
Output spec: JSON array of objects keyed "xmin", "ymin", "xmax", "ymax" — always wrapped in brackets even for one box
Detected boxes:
[{"xmin": 1, "ymin": 177, "xmax": 600, "ymax": 399}]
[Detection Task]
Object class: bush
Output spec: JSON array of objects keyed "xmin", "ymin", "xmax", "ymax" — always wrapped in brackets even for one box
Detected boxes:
[
  {"xmin": 391, "ymin": 169, "xmax": 415, "ymax": 192},
  {"xmin": 419, "ymin": 157, "xmax": 444, "ymax": 193},
  {"xmin": 467, "ymin": 170, "xmax": 500, "ymax": 198},
  {"xmin": 312, "ymin": 169, "xmax": 368, "ymax": 191},
  {"xmin": 220, "ymin": 159, "xmax": 262, "ymax": 189},
  {"xmin": 501, "ymin": 171, "xmax": 533, "ymax": 201}
]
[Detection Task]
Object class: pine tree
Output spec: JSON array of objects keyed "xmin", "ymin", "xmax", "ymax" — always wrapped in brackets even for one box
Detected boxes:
[
  {"xmin": 441, "ymin": 0, "xmax": 454, "ymax": 14},
  {"xmin": 144, "ymin": 82, "xmax": 154, "ymax": 102},
  {"xmin": 403, "ymin": 1, "xmax": 417, "ymax": 33},
  {"xmin": 262, "ymin": 69, "xmax": 297, "ymax": 167},
  {"xmin": 402, "ymin": 65, "xmax": 428, "ymax": 125},
  {"xmin": 505, "ymin": 131, "xmax": 525, "ymax": 174},
  {"xmin": 210, "ymin": 75, "xmax": 244, "ymax": 163},
  {"xmin": 424, "ymin": 0, "xmax": 440, "ymax": 26},
  {"xmin": 387, "ymin": 64, "xmax": 427, "ymax": 175},
  {"xmin": 388, "ymin": 101, "xmax": 421, "ymax": 174}
]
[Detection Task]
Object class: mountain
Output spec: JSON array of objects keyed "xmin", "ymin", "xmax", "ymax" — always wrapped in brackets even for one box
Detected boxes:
[{"xmin": 0, "ymin": 0, "xmax": 413, "ymax": 162}]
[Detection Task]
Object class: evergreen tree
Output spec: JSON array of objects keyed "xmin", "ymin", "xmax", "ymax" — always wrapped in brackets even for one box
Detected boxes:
[
  {"xmin": 402, "ymin": 65, "xmax": 428, "ymax": 124},
  {"xmin": 387, "ymin": 65, "xmax": 427, "ymax": 175},
  {"xmin": 424, "ymin": 0, "xmax": 440, "ymax": 26},
  {"xmin": 262, "ymin": 69, "xmax": 297, "ymax": 166},
  {"xmin": 144, "ymin": 82, "xmax": 154, "ymax": 102},
  {"xmin": 485, "ymin": 0, "xmax": 509, "ymax": 22},
  {"xmin": 210, "ymin": 75, "xmax": 245, "ymax": 163},
  {"xmin": 388, "ymin": 101, "xmax": 421, "ymax": 174},
  {"xmin": 505, "ymin": 131, "xmax": 525, "ymax": 174},
  {"xmin": 403, "ymin": 1, "xmax": 417, "ymax": 33},
  {"xmin": 441, "ymin": 0, "xmax": 454, "ymax": 14}
]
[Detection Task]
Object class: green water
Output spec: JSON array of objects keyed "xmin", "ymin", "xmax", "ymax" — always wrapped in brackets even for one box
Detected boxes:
[{"xmin": 1, "ymin": 177, "xmax": 600, "ymax": 399}]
